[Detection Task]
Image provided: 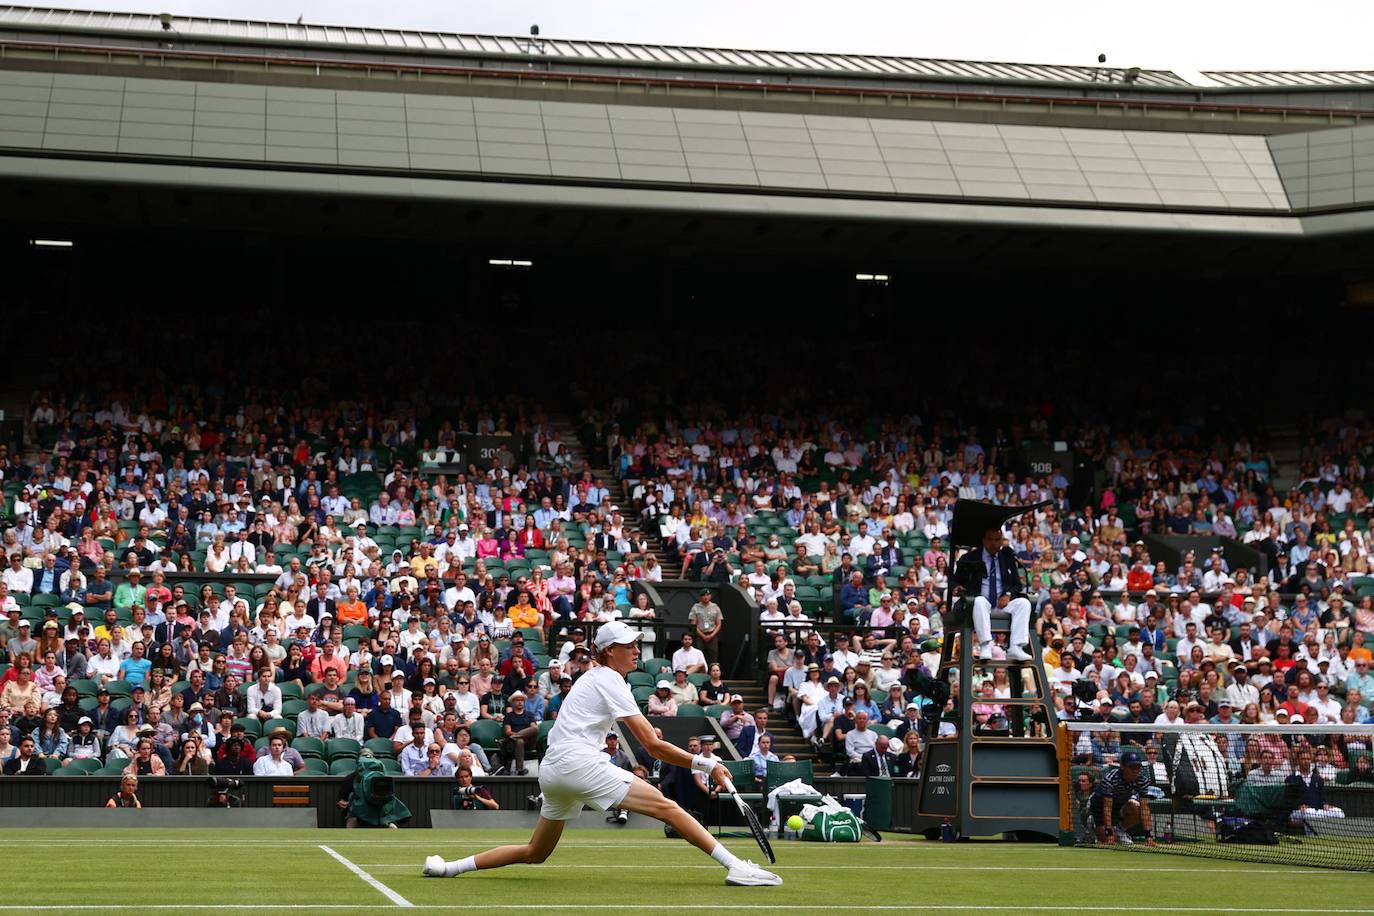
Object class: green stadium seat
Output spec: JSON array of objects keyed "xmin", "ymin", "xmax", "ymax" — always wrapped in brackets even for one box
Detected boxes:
[
  {"xmin": 280, "ymin": 699, "xmax": 307, "ymax": 718},
  {"xmin": 262, "ymin": 718, "xmax": 295, "ymax": 738},
  {"xmin": 687, "ymin": 672, "xmax": 710, "ymax": 688},
  {"xmin": 378, "ymin": 758, "xmax": 402, "ymax": 775},
  {"xmin": 676, "ymin": 704, "xmax": 707, "ymax": 718},
  {"xmin": 364, "ymin": 738, "xmax": 396, "ymax": 759},
  {"xmin": 303, "ymin": 758, "xmax": 330, "ymax": 775},
  {"xmin": 67, "ymin": 758, "xmax": 103, "ymax": 774},
  {"xmin": 105, "ymin": 680, "xmax": 132, "ymax": 698},
  {"xmin": 627, "ymin": 672, "xmax": 655, "ymax": 689},
  {"xmin": 292, "ymin": 737, "xmax": 325, "ymax": 759},
  {"xmin": 326, "ymin": 738, "xmax": 361, "ymax": 761},
  {"xmin": 640, "ymin": 657, "xmax": 672, "ymax": 677},
  {"xmin": 329, "ymin": 758, "xmax": 358, "ymax": 776},
  {"xmin": 631, "ymin": 685, "xmax": 656, "ymax": 706},
  {"xmin": 704, "ymin": 704, "xmax": 730, "ymax": 719},
  {"xmin": 537, "ymin": 719, "xmax": 556, "ymax": 755},
  {"xmin": 468, "ymin": 719, "xmax": 504, "ymax": 754}
]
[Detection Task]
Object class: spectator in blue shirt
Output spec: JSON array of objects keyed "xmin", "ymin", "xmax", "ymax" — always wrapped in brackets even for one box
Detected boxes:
[
  {"xmin": 839, "ymin": 570, "xmax": 870, "ymax": 623},
  {"xmin": 118, "ymin": 641, "xmax": 152, "ymax": 687},
  {"xmin": 365, "ymin": 689, "xmax": 402, "ymax": 740}
]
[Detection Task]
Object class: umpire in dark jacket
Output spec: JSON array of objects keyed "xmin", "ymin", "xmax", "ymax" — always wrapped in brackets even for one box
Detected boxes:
[{"xmin": 953, "ymin": 524, "xmax": 1032, "ymax": 662}]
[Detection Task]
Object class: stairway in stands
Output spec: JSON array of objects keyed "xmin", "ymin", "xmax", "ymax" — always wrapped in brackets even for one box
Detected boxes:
[
  {"xmin": 553, "ymin": 415, "xmax": 828, "ymax": 774},
  {"xmin": 552, "ymin": 416, "xmax": 681, "ymax": 578},
  {"xmin": 724, "ymin": 679, "xmax": 833, "ymax": 776}
]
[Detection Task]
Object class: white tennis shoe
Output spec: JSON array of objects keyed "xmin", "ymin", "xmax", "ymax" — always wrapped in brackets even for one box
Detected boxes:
[
  {"xmin": 422, "ymin": 855, "xmax": 450, "ymax": 877},
  {"xmin": 726, "ymin": 860, "xmax": 782, "ymax": 886}
]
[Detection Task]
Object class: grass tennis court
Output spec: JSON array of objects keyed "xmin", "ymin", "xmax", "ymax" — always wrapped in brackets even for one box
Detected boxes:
[{"xmin": 10, "ymin": 828, "xmax": 1374, "ymax": 914}]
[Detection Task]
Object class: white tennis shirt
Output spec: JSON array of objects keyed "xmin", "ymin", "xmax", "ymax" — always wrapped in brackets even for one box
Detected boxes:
[{"xmin": 543, "ymin": 665, "xmax": 640, "ymax": 768}]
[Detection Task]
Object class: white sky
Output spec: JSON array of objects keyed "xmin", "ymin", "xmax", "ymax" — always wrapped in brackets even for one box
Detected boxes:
[{"xmin": 66, "ymin": 1, "xmax": 1374, "ymax": 76}]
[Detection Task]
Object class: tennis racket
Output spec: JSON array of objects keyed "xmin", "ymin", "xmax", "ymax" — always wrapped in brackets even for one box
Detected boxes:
[
  {"xmin": 860, "ymin": 822, "xmax": 882, "ymax": 842},
  {"xmin": 718, "ymin": 776, "xmax": 776, "ymax": 864}
]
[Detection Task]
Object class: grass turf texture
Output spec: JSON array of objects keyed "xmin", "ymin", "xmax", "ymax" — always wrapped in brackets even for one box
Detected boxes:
[{"xmin": 10, "ymin": 828, "xmax": 1374, "ymax": 914}]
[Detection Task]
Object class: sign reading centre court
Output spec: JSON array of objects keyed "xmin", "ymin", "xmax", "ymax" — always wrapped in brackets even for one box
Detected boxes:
[{"xmin": 918, "ymin": 744, "xmax": 958, "ymax": 818}]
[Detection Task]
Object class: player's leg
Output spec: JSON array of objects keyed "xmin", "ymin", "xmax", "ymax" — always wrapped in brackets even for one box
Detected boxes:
[
  {"xmin": 617, "ymin": 776, "xmax": 780, "ymax": 885},
  {"xmin": 424, "ymin": 815, "xmax": 565, "ymax": 877}
]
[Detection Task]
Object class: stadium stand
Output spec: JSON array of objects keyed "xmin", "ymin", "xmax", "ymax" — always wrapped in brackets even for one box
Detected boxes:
[{"xmin": 1, "ymin": 338, "xmax": 1371, "ymax": 794}]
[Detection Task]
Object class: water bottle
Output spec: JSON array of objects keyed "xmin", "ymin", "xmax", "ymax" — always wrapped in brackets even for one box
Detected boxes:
[{"xmin": 940, "ymin": 818, "xmax": 956, "ymax": 842}]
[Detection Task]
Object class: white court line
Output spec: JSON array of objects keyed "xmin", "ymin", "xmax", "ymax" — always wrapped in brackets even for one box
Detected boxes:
[
  {"xmin": 318, "ymin": 845, "xmax": 414, "ymax": 908},
  {"xmin": 3, "ymin": 907, "xmax": 1372, "ymax": 913},
  {"xmin": 355, "ymin": 863, "xmax": 1351, "ymax": 875}
]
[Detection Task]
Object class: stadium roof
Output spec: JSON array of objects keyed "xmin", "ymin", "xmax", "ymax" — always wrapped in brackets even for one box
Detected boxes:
[
  {"xmin": 1203, "ymin": 71, "xmax": 1374, "ymax": 89},
  {"xmin": 0, "ymin": 5, "xmax": 1195, "ymax": 89}
]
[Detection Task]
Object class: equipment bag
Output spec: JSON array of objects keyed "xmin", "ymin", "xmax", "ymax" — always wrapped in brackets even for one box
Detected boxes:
[{"xmin": 801, "ymin": 807, "xmax": 861, "ymax": 843}]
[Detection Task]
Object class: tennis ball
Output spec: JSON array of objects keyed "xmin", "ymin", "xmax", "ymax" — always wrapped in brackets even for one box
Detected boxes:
[{"xmin": 786, "ymin": 815, "xmax": 804, "ymax": 832}]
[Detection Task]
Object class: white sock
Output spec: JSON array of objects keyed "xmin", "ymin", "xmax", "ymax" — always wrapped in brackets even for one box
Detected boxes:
[
  {"xmin": 710, "ymin": 843, "xmax": 742, "ymax": 869},
  {"xmin": 449, "ymin": 855, "xmax": 477, "ymax": 876}
]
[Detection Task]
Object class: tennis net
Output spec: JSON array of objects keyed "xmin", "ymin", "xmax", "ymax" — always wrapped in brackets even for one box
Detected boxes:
[{"xmin": 1062, "ymin": 721, "xmax": 1374, "ymax": 871}]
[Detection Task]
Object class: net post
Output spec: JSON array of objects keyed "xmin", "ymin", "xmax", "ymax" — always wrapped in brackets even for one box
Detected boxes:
[{"xmin": 1055, "ymin": 721, "xmax": 1074, "ymax": 846}]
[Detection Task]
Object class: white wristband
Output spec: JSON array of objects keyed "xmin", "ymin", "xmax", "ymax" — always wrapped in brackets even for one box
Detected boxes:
[{"xmin": 690, "ymin": 754, "xmax": 715, "ymax": 774}]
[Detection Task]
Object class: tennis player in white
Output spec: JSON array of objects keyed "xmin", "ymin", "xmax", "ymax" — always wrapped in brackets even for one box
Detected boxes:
[{"xmin": 423, "ymin": 620, "xmax": 781, "ymax": 886}]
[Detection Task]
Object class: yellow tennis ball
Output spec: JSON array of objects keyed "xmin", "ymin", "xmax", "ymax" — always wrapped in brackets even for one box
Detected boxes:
[{"xmin": 787, "ymin": 815, "xmax": 804, "ymax": 831}]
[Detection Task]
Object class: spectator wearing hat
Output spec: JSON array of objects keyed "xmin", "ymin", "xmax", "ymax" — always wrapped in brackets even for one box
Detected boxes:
[
  {"xmin": 68, "ymin": 714, "xmax": 100, "ymax": 759},
  {"xmin": 647, "ymin": 680, "xmax": 677, "ymax": 717},
  {"xmin": 1225, "ymin": 663, "xmax": 1259, "ymax": 708},
  {"xmin": 501, "ymin": 691, "xmax": 540, "ymax": 776},
  {"xmin": 719, "ymin": 694, "xmax": 755, "ymax": 756},
  {"xmin": 112, "ymin": 569, "xmax": 146, "ymax": 611},
  {"xmin": 690, "ymin": 734, "xmax": 722, "ymax": 802},
  {"xmin": 331, "ymin": 697, "xmax": 366, "ymax": 741},
  {"xmin": 687, "ymin": 590, "xmax": 723, "ymax": 666}
]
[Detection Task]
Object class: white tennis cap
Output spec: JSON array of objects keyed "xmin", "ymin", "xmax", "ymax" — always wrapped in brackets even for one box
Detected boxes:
[{"xmin": 593, "ymin": 620, "xmax": 642, "ymax": 650}]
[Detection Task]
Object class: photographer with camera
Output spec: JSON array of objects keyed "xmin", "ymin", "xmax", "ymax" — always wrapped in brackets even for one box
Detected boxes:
[{"xmin": 452, "ymin": 766, "xmax": 499, "ymax": 811}]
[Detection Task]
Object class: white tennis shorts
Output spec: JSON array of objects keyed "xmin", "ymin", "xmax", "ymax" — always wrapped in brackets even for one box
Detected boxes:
[{"xmin": 538, "ymin": 755, "xmax": 635, "ymax": 821}]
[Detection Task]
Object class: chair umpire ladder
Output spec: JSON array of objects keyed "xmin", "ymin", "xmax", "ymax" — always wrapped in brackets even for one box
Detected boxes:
[{"xmin": 912, "ymin": 500, "xmax": 1061, "ymax": 840}]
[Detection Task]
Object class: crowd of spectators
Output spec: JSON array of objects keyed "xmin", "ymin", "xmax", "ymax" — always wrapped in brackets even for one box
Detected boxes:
[
  {"xmin": 0, "ymin": 382, "xmax": 680, "ymax": 781},
  {"xmin": 571, "ymin": 401, "xmax": 1374, "ymax": 767},
  {"xmin": 3, "ymin": 373, "xmax": 1374, "ymax": 792}
]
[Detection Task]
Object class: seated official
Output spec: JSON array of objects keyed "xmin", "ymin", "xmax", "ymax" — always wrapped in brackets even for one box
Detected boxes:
[{"xmin": 953, "ymin": 524, "xmax": 1032, "ymax": 661}]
